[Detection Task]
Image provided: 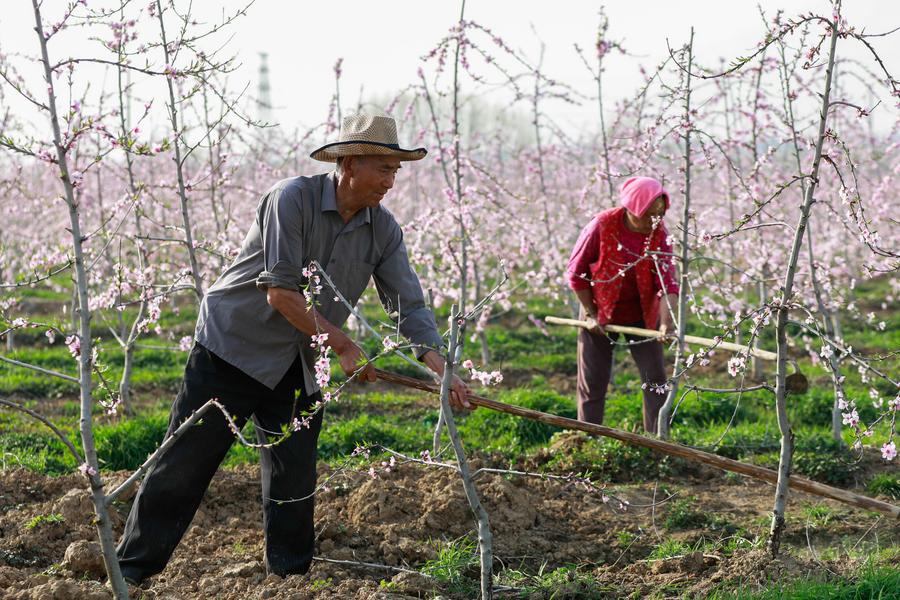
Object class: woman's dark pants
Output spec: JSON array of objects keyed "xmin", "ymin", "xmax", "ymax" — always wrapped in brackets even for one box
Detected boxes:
[
  {"xmin": 576, "ymin": 322, "xmax": 667, "ymax": 433},
  {"xmin": 116, "ymin": 343, "xmax": 323, "ymax": 582}
]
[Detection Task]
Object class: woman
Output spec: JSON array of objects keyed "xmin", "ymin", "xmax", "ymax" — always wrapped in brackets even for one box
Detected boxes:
[{"xmin": 566, "ymin": 176, "xmax": 679, "ymax": 434}]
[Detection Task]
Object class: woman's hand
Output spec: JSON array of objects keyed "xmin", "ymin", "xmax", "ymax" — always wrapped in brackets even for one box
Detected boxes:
[
  {"xmin": 584, "ymin": 314, "xmax": 606, "ymax": 336},
  {"xmin": 658, "ymin": 293, "xmax": 677, "ymax": 340},
  {"xmin": 574, "ymin": 288, "xmax": 604, "ymax": 334}
]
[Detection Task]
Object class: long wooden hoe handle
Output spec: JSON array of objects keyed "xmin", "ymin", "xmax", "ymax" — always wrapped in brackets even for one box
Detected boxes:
[
  {"xmin": 544, "ymin": 316, "xmax": 778, "ymax": 361},
  {"xmin": 374, "ymin": 368, "xmax": 900, "ymax": 519}
]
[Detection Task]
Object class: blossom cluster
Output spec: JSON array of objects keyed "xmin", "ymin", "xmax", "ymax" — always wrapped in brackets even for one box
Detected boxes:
[
  {"xmin": 461, "ymin": 359, "xmax": 503, "ymax": 386},
  {"xmin": 310, "ymin": 332, "xmax": 331, "ymax": 389}
]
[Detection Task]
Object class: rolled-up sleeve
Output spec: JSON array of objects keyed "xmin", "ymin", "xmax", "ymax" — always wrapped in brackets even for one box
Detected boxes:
[
  {"xmin": 255, "ymin": 186, "xmax": 305, "ymax": 291},
  {"xmin": 372, "ymin": 222, "xmax": 445, "ymax": 359},
  {"xmin": 567, "ymin": 216, "xmax": 601, "ymax": 290}
]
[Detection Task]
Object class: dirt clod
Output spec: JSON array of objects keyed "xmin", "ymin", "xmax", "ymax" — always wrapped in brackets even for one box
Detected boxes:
[
  {"xmin": 223, "ymin": 560, "xmax": 264, "ymax": 577},
  {"xmin": 7, "ymin": 578, "xmax": 111, "ymax": 600},
  {"xmin": 62, "ymin": 540, "xmax": 104, "ymax": 577},
  {"xmin": 54, "ymin": 488, "xmax": 93, "ymax": 527}
]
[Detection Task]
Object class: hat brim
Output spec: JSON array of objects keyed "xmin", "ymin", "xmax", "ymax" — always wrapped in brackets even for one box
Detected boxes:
[{"xmin": 309, "ymin": 141, "xmax": 427, "ymax": 163}]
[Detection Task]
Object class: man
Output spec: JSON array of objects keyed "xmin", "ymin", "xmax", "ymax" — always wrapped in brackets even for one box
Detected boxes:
[{"xmin": 116, "ymin": 114, "xmax": 471, "ymax": 584}]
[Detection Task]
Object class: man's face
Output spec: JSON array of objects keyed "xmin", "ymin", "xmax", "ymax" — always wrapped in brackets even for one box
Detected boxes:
[{"xmin": 347, "ymin": 155, "xmax": 402, "ymax": 206}]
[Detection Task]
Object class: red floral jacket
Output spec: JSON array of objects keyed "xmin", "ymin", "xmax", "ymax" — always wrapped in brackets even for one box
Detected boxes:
[{"xmin": 567, "ymin": 207, "xmax": 679, "ymax": 327}]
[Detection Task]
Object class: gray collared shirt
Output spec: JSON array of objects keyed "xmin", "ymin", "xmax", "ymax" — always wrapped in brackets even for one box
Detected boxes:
[{"xmin": 194, "ymin": 171, "xmax": 445, "ymax": 394}]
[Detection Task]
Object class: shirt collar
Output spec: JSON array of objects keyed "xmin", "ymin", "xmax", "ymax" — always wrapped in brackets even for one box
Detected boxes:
[
  {"xmin": 321, "ymin": 172, "xmax": 338, "ymax": 212},
  {"xmin": 322, "ymin": 171, "xmax": 372, "ymax": 227}
]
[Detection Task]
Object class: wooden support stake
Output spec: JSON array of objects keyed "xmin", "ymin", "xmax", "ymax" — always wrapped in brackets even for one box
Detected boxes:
[
  {"xmin": 374, "ymin": 368, "xmax": 899, "ymax": 519},
  {"xmin": 544, "ymin": 315, "xmax": 778, "ymax": 361}
]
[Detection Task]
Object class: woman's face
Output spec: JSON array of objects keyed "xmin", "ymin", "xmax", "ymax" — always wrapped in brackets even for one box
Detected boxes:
[{"xmin": 633, "ymin": 196, "xmax": 667, "ymax": 231}]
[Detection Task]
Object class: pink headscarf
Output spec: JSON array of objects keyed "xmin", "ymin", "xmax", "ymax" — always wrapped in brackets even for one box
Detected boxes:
[{"xmin": 620, "ymin": 176, "xmax": 669, "ymax": 218}]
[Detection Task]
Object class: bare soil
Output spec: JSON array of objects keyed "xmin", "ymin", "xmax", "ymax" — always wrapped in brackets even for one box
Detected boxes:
[{"xmin": 1, "ymin": 448, "xmax": 897, "ymax": 599}]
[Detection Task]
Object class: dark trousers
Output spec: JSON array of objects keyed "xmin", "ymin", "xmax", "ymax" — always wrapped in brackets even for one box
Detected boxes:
[
  {"xmin": 116, "ymin": 343, "xmax": 323, "ymax": 581},
  {"xmin": 576, "ymin": 321, "xmax": 667, "ymax": 433}
]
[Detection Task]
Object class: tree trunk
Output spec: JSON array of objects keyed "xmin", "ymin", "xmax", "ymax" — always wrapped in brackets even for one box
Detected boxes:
[
  {"xmin": 658, "ymin": 29, "xmax": 694, "ymax": 439},
  {"xmin": 777, "ymin": 35, "xmax": 843, "ymax": 443},
  {"xmin": 768, "ymin": 12, "xmax": 839, "ymax": 557},
  {"xmin": 31, "ymin": 2, "xmax": 128, "ymax": 596},
  {"xmin": 115, "ymin": 19, "xmax": 149, "ymax": 417},
  {"xmin": 440, "ymin": 306, "xmax": 493, "ymax": 599},
  {"xmin": 434, "ymin": 0, "xmax": 468, "ymax": 457},
  {"xmin": 156, "ymin": 0, "xmax": 204, "ymax": 300}
]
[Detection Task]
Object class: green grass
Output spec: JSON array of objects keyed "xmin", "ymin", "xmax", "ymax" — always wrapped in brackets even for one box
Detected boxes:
[
  {"xmin": 648, "ymin": 538, "xmax": 694, "ymax": 560},
  {"xmin": 866, "ymin": 473, "xmax": 900, "ymax": 500},
  {"xmin": 317, "ymin": 412, "xmax": 427, "ymax": 460},
  {"xmin": 672, "ymin": 421, "xmax": 782, "ymax": 459},
  {"xmin": 94, "ymin": 411, "xmax": 170, "ymax": 470},
  {"xmin": 0, "ymin": 376, "xmax": 886, "ymax": 490},
  {"xmin": 718, "ymin": 535, "xmax": 763, "ymax": 555},
  {"xmin": 8, "ymin": 285, "xmax": 70, "ymax": 303},
  {"xmin": 452, "ymin": 388, "xmax": 576, "ymax": 453},
  {"xmin": 483, "ymin": 320, "xmax": 576, "ymax": 365},
  {"xmin": 497, "ymin": 564, "xmax": 614, "ymax": 599},
  {"xmin": 0, "ymin": 410, "xmax": 174, "ymax": 474},
  {"xmin": 709, "ymin": 566, "xmax": 900, "ymax": 599},
  {"xmin": 25, "ymin": 513, "xmax": 64, "ymax": 530},
  {"xmin": 0, "ymin": 430, "xmax": 76, "ymax": 474},
  {"xmin": 0, "ymin": 345, "xmax": 186, "ymax": 397},
  {"xmin": 542, "ymin": 431, "xmax": 673, "ymax": 482},
  {"xmin": 670, "ymin": 392, "xmax": 756, "ymax": 427},
  {"xmin": 749, "ymin": 436, "xmax": 863, "ymax": 487},
  {"xmin": 799, "ymin": 503, "xmax": 839, "ymax": 528},
  {"xmin": 421, "ymin": 536, "xmax": 478, "ymax": 596},
  {"xmin": 790, "ymin": 387, "xmax": 881, "ymax": 429},
  {"xmin": 664, "ymin": 496, "xmax": 712, "ymax": 530},
  {"xmin": 839, "ymin": 278, "xmax": 900, "ymax": 352}
]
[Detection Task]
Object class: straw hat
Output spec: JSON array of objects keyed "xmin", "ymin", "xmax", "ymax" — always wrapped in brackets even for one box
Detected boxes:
[{"xmin": 309, "ymin": 114, "xmax": 427, "ymax": 162}]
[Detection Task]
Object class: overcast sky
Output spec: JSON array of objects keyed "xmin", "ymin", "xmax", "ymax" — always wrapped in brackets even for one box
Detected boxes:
[
  {"xmin": 1, "ymin": 1, "xmax": 898, "ymax": 138},
  {"xmin": 236, "ymin": 0, "xmax": 900, "ymax": 133}
]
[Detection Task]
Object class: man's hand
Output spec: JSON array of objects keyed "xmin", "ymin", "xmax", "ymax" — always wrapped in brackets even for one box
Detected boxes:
[
  {"xmin": 335, "ymin": 340, "xmax": 376, "ymax": 383},
  {"xmin": 448, "ymin": 372, "xmax": 472, "ymax": 411},
  {"xmin": 266, "ymin": 288, "xmax": 376, "ymax": 382},
  {"xmin": 421, "ymin": 349, "xmax": 473, "ymax": 411}
]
